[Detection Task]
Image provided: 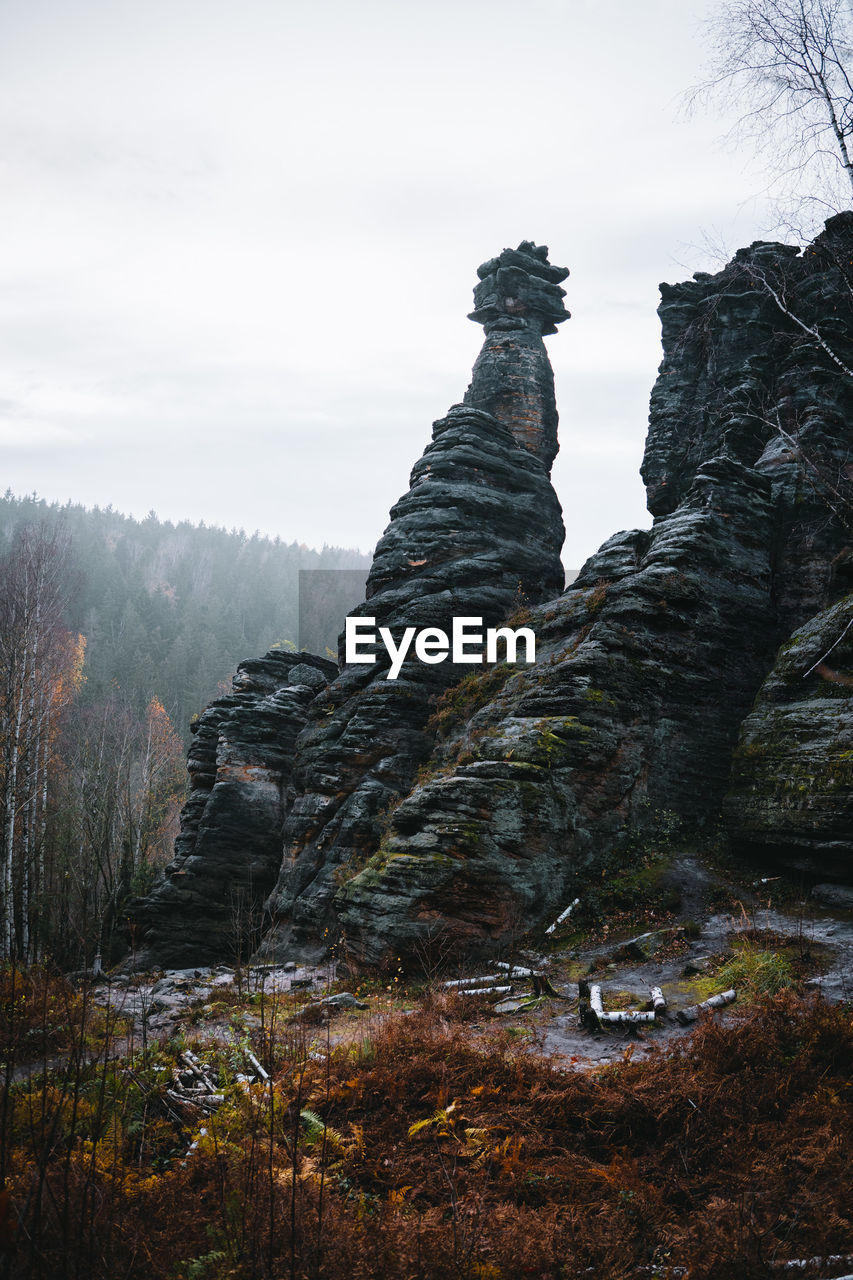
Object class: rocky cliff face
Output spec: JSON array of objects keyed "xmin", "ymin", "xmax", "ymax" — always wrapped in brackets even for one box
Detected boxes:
[
  {"xmin": 335, "ymin": 455, "xmax": 778, "ymax": 964},
  {"xmin": 127, "ymin": 650, "xmax": 336, "ymax": 968},
  {"xmin": 130, "ymin": 216, "xmax": 853, "ymax": 971},
  {"xmin": 725, "ymin": 593, "xmax": 853, "ymax": 873},
  {"xmin": 644, "ymin": 212, "xmax": 853, "ymax": 634},
  {"xmin": 334, "ymin": 212, "xmax": 853, "ymax": 963},
  {"xmin": 130, "ymin": 242, "xmax": 569, "ymax": 969}
]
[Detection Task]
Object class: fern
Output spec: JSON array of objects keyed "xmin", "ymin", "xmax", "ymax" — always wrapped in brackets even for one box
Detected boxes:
[
  {"xmin": 407, "ymin": 1103, "xmax": 465, "ymax": 1141},
  {"xmin": 182, "ymin": 1250, "xmax": 227, "ymax": 1280},
  {"xmin": 407, "ymin": 1113, "xmax": 441, "ymax": 1138},
  {"xmin": 299, "ymin": 1108, "xmax": 345, "ymax": 1151}
]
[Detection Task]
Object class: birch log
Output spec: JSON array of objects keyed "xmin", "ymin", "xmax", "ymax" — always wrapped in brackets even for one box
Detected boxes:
[
  {"xmin": 676, "ymin": 989, "xmax": 736, "ymax": 1025},
  {"xmin": 589, "ymin": 984, "xmax": 656, "ymax": 1025}
]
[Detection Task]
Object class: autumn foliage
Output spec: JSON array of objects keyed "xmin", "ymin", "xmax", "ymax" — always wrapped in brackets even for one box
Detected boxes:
[{"xmin": 1, "ymin": 977, "xmax": 851, "ymax": 1280}]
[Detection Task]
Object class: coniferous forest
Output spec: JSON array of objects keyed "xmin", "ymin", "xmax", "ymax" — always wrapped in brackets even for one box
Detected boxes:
[
  {"xmin": 0, "ymin": 492, "xmax": 369, "ymax": 739},
  {"xmin": 0, "ymin": 491, "xmax": 369, "ymax": 967}
]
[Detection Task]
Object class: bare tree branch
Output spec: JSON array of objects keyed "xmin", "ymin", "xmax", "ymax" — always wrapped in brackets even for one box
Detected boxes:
[{"xmin": 690, "ymin": 0, "xmax": 853, "ymax": 225}]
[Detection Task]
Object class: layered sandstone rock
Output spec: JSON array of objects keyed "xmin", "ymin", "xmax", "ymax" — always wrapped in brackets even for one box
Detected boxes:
[
  {"xmin": 463, "ymin": 239, "xmax": 569, "ymax": 470},
  {"xmin": 130, "ymin": 217, "xmax": 853, "ymax": 971},
  {"xmin": 259, "ymin": 244, "xmax": 569, "ymax": 959},
  {"xmin": 336, "ymin": 455, "xmax": 778, "ymax": 963},
  {"xmin": 724, "ymin": 594, "xmax": 853, "ymax": 875},
  {"xmin": 335, "ymin": 214, "xmax": 853, "ymax": 963},
  {"xmin": 644, "ymin": 211, "xmax": 853, "ymax": 635},
  {"xmin": 127, "ymin": 650, "xmax": 336, "ymax": 968}
]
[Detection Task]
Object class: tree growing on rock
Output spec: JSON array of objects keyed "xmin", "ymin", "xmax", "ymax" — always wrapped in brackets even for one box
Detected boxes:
[{"xmin": 694, "ymin": 0, "xmax": 853, "ymax": 224}]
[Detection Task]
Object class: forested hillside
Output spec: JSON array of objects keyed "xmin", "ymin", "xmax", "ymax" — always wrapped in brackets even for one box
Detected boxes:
[
  {"xmin": 0, "ymin": 492, "xmax": 369, "ymax": 740},
  {"xmin": 0, "ymin": 492, "xmax": 369, "ymax": 965}
]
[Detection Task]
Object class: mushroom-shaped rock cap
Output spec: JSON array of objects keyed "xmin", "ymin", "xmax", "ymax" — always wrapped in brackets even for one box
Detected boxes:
[{"xmin": 469, "ymin": 241, "xmax": 570, "ymax": 336}]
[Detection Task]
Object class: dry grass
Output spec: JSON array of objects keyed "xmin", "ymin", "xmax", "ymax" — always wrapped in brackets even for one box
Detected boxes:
[{"xmin": 2, "ymin": 972, "xmax": 852, "ymax": 1280}]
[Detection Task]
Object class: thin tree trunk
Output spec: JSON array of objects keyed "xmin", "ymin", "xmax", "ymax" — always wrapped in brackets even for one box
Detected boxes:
[
  {"xmin": 2, "ymin": 661, "xmax": 26, "ymax": 959},
  {"xmin": 19, "ymin": 578, "xmax": 43, "ymax": 960}
]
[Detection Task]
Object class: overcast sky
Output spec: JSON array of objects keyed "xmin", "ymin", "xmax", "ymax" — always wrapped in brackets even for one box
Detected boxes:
[{"xmin": 1, "ymin": 0, "xmax": 784, "ymax": 570}]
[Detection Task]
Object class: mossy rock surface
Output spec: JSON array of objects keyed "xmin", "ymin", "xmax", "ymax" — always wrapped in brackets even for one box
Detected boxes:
[{"xmin": 724, "ymin": 593, "xmax": 853, "ymax": 873}]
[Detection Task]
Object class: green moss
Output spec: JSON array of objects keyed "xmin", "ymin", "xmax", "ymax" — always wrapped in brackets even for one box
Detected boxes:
[{"xmin": 583, "ymin": 687, "xmax": 616, "ymax": 707}]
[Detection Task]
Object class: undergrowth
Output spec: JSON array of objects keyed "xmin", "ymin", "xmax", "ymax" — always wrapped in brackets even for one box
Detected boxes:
[
  {"xmin": 2, "ymin": 966, "xmax": 852, "ymax": 1280},
  {"xmin": 709, "ymin": 941, "xmax": 795, "ymax": 997},
  {"xmin": 426, "ymin": 664, "xmax": 514, "ymax": 741},
  {"xmin": 545, "ymin": 813, "xmax": 684, "ymax": 951}
]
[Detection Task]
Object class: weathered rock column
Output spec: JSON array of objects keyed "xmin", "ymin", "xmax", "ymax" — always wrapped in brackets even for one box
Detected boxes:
[
  {"xmin": 125, "ymin": 650, "xmax": 337, "ymax": 969},
  {"xmin": 463, "ymin": 240, "xmax": 569, "ymax": 472},
  {"xmin": 259, "ymin": 243, "xmax": 569, "ymax": 961}
]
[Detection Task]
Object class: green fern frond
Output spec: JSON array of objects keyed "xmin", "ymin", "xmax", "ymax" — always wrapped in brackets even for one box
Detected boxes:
[
  {"xmin": 407, "ymin": 1115, "xmax": 436, "ymax": 1138},
  {"xmin": 299, "ymin": 1108, "xmax": 344, "ymax": 1150}
]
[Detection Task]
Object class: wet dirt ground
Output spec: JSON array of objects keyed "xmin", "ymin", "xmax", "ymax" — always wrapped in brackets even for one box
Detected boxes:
[{"xmin": 85, "ymin": 853, "xmax": 853, "ymax": 1072}]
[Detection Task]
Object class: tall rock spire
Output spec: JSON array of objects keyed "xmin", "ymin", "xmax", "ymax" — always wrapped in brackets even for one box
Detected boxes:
[
  {"xmin": 463, "ymin": 240, "xmax": 569, "ymax": 472},
  {"xmin": 257, "ymin": 243, "xmax": 568, "ymax": 962},
  {"xmin": 125, "ymin": 240, "xmax": 568, "ymax": 970}
]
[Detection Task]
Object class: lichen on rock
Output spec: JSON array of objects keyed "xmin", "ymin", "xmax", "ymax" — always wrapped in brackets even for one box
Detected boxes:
[{"xmin": 725, "ymin": 593, "xmax": 853, "ymax": 874}]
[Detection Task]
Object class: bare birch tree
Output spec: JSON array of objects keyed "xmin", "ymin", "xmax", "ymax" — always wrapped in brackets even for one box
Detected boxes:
[
  {"xmin": 0, "ymin": 524, "xmax": 79, "ymax": 959},
  {"xmin": 693, "ymin": 0, "xmax": 853, "ymax": 223}
]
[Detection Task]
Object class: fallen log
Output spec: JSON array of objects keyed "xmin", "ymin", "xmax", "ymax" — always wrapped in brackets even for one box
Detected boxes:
[
  {"xmin": 676, "ymin": 989, "xmax": 736, "ymax": 1025},
  {"xmin": 492, "ymin": 963, "xmax": 533, "ymax": 978},
  {"xmin": 182, "ymin": 1125, "xmax": 209, "ymax": 1167},
  {"xmin": 245, "ymin": 1048, "xmax": 269, "ymax": 1083},
  {"xmin": 545, "ymin": 898, "xmax": 580, "ymax": 935},
  {"xmin": 443, "ymin": 975, "xmax": 508, "ymax": 989},
  {"xmin": 181, "ymin": 1050, "xmax": 217, "ymax": 1093},
  {"xmin": 650, "ymin": 986, "xmax": 666, "ymax": 1017},
  {"xmin": 166, "ymin": 1088, "xmax": 223, "ymax": 1115},
  {"xmin": 589, "ymin": 984, "xmax": 656, "ymax": 1025}
]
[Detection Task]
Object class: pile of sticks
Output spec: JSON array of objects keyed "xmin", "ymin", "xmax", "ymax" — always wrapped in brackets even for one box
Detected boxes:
[{"xmin": 442, "ymin": 963, "xmax": 562, "ymax": 1003}]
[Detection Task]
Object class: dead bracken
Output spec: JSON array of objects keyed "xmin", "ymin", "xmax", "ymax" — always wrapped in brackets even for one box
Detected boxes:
[{"xmin": 2, "ymin": 957, "xmax": 853, "ymax": 1280}]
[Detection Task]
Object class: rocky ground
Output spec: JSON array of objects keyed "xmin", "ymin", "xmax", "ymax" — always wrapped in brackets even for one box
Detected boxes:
[
  {"xmin": 8, "ymin": 849, "xmax": 853, "ymax": 1280},
  {"xmin": 93, "ymin": 850, "xmax": 853, "ymax": 1069}
]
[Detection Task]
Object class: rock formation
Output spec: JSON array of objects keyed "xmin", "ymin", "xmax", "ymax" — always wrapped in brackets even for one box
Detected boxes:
[
  {"xmin": 258, "ymin": 244, "xmax": 568, "ymax": 961},
  {"xmin": 127, "ymin": 650, "xmax": 336, "ymax": 968},
  {"xmin": 334, "ymin": 213, "xmax": 853, "ymax": 963},
  {"xmin": 335, "ymin": 454, "xmax": 779, "ymax": 964},
  {"xmin": 463, "ymin": 239, "xmax": 569, "ymax": 469},
  {"xmin": 129, "ymin": 242, "xmax": 568, "ymax": 969},
  {"xmin": 130, "ymin": 215, "xmax": 853, "ymax": 971},
  {"xmin": 725, "ymin": 593, "xmax": 853, "ymax": 874}
]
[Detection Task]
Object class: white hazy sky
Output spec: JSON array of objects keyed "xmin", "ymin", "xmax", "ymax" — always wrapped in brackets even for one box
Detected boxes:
[{"xmin": 1, "ymin": 0, "xmax": 782, "ymax": 569}]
